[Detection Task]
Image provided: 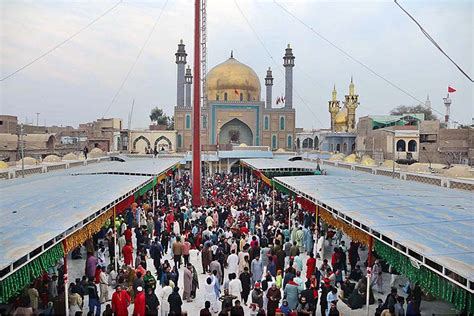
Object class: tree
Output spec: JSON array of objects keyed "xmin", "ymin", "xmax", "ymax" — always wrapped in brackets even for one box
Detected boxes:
[
  {"xmin": 390, "ymin": 104, "xmax": 438, "ymax": 120},
  {"xmin": 149, "ymin": 107, "xmax": 174, "ymax": 130}
]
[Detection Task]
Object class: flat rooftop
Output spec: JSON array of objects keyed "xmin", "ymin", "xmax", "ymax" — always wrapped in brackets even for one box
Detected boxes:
[
  {"xmin": 275, "ymin": 165, "xmax": 474, "ymax": 285},
  {"xmin": 241, "ymin": 158, "xmax": 320, "ymax": 171}
]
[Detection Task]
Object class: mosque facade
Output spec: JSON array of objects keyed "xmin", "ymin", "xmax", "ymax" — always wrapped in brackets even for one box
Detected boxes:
[{"xmin": 174, "ymin": 41, "xmax": 296, "ymax": 152}]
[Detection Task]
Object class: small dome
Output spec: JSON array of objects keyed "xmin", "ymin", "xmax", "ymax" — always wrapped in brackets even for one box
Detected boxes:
[
  {"xmin": 382, "ymin": 160, "xmax": 398, "ymax": 169},
  {"xmin": 329, "ymin": 153, "xmax": 345, "ymax": 161},
  {"xmin": 238, "ymin": 143, "xmax": 248, "ymax": 147},
  {"xmin": 62, "ymin": 153, "xmax": 78, "ymax": 161},
  {"xmin": 361, "ymin": 156, "xmax": 376, "ymax": 166},
  {"xmin": 206, "ymin": 56, "xmax": 261, "ymax": 102},
  {"xmin": 0, "ymin": 161, "xmax": 9, "ymax": 169},
  {"xmin": 335, "ymin": 107, "xmax": 348, "ymax": 124},
  {"xmin": 17, "ymin": 157, "xmax": 37, "ymax": 166},
  {"xmin": 443, "ymin": 165, "xmax": 473, "ymax": 178},
  {"xmin": 343, "ymin": 153, "xmax": 357, "ymax": 163},
  {"xmin": 89, "ymin": 148, "xmax": 104, "ymax": 158},
  {"xmin": 276, "ymin": 148, "xmax": 286, "ymax": 153},
  {"xmin": 43, "ymin": 155, "xmax": 61, "ymax": 163},
  {"xmin": 407, "ymin": 163, "xmax": 430, "ymax": 173}
]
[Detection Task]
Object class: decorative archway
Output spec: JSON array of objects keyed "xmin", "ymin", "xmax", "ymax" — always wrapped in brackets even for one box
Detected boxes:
[
  {"xmin": 219, "ymin": 118, "xmax": 253, "ymax": 145},
  {"xmin": 154, "ymin": 136, "xmax": 172, "ymax": 151},
  {"xmin": 314, "ymin": 136, "xmax": 319, "ymax": 150},
  {"xmin": 133, "ymin": 135, "xmax": 151, "ymax": 152},
  {"xmin": 302, "ymin": 138, "xmax": 313, "ymax": 149},
  {"xmin": 396, "ymin": 140, "xmax": 406, "ymax": 152}
]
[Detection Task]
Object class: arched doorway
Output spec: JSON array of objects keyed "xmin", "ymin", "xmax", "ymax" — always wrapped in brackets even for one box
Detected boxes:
[
  {"xmin": 219, "ymin": 118, "xmax": 253, "ymax": 145},
  {"xmin": 133, "ymin": 135, "xmax": 151, "ymax": 153},
  {"xmin": 302, "ymin": 138, "xmax": 313, "ymax": 149},
  {"xmin": 314, "ymin": 136, "xmax": 319, "ymax": 150},
  {"xmin": 154, "ymin": 136, "xmax": 172, "ymax": 151}
]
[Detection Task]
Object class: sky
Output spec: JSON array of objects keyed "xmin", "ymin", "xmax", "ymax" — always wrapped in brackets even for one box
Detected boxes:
[{"xmin": 0, "ymin": 0, "xmax": 472, "ymax": 129}]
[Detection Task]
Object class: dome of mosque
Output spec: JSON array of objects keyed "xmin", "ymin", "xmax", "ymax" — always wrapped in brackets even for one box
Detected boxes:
[
  {"xmin": 335, "ymin": 107, "xmax": 348, "ymax": 124},
  {"xmin": 0, "ymin": 161, "xmax": 9, "ymax": 169},
  {"xmin": 206, "ymin": 55, "xmax": 261, "ymax": 102}
]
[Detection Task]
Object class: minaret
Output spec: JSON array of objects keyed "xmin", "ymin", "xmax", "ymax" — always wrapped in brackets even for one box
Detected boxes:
[
  {"xmin": 185, "ymin": 65, "xmax": 193, "ymax": 108},
  {"xmin": 345, "ymin": 77, "xmax": 359, "ymax": 132},
  {"xmin": 283, "ymin": 44, "xmax": 295, "ymax": 109},
  {"xmin": 328, "ymin": 84, "xmax": 340, "ymax": 131},
  {"xmin": 175, "ymin": 39, "xmax": 187, "ymax": 107},
  {"xmin": 443, "ymin": 94, "xmax": 451, "ymax": 128},
  {"xmin": 265, "ymin": 67, "xmax": 273, "ymax": 109},
  {"xmin": 425, "ymin": 94, "xmax": 431, "ymax": 110}
]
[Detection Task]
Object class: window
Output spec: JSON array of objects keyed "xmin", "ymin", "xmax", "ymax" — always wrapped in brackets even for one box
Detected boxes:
[
  {"xmin": 396, "ymin": 140, "xmax": 406, "ymax": 152},
  {"xmin": 314, "ymin": 136, "xmax": 319, "ymax": 150},
  {"xmin": 264, "ymin": 116, "xmax": 269, "ymax": 130},
  {"xmin": 420, "ymin": 134, "xmax": 436, "ymax": 143},
  {"xmin": 240, "ymin": 93, "xmax": 243, "ymax": 101},
  {"xmin": 272, "ymin": 135, "xmax": 278, "ymax": 149},
  {"xmin": 408, "ymin": 140, "xmax": 417, "ymax": 152},
  {"xmin": 216, "ymin": 94, "xmax": 219, "ymax": 101},
  {"xmin": 248, "ymin": 93, "xmax": 251, "ymax": 101},
  {"xmin": 0, "ymin": 121, "xmax": 3, "ymax": 125},
  {"xmin": 177, "ymin": 134, "xmax": 182, "ymax": 148},
  {"xmin": 224, "ymin": 92, "xmax": 228, "ymax": 101},
  {"xmin": 280, "ymin": 116, "xmax": 285, "ymax": 130},
  {"xmin": 287, "ymin": 135, "xmax": 292, "ymax": 149},
  {"xmin": 185, "ymin": 114, "xmax": 191, "ymax": 129},
  {"xmin": 336, "ymin": 144, "xmax": 341, "ymax": 152},
  {"xmin": 202, "ymin": 115, "xmax": 207, "ymax": 129}
]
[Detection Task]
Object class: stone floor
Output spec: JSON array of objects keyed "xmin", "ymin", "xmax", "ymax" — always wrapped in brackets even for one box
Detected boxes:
[{"xmin": 68, "ymin": 235, "xmax": 459, "ymax": 315}]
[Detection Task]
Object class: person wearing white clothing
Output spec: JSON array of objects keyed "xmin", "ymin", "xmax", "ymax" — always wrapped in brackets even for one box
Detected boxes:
[
  {"xmin": 227, "ymin": 250, "xmax": 239, "ymax": 277},
  {"xmin": 228, "ymin": 274, "xmax": 243, "ymax": 302},
  {"xmin": 159, "ymin": 281, "xmax": 172, "ymax": 316}
]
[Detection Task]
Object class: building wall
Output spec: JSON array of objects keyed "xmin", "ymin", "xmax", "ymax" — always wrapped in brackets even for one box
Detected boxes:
[
  {"xmin": 0, "ymin": 115, "xmax": 18, "ymax": 134},
  {"xmin": 129, "ymin": 130, "xmax": 177, "ymax": 153}
]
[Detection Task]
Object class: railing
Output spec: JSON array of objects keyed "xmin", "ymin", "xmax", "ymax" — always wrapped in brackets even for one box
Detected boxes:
[{"xmin": 305, "ymin": 158, "xmax": 473, "ymax": 191}]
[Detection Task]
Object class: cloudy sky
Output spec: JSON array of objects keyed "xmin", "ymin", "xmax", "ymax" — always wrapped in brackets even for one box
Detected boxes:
[{"xmin": 1, "ymin": 0, "xmax": 472, "ymax": 129}]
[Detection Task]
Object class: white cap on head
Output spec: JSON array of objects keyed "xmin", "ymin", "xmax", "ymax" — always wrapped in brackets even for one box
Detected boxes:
[{"xmin": 137, "ymin": 286, "xmax": 143, "ymax": 292}]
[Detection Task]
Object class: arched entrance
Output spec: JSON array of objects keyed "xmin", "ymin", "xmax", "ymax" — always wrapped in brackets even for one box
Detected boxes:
[
  {"xmin": 154, "ymin": 136, "xmax": 172, "ymax": 151},
  {"xmin": 133, "ymin": 135, "xmax": 151, "ymax": 153},
  {"xmin": 219, "ymin": 118, "xmax": 253, "ymax": 145}
]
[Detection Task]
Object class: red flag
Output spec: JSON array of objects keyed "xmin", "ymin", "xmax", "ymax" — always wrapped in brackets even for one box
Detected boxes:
[
  {"xmin": 234, "ymin": 89, "xmax": 239, "ymax": 95},
  {"xmin": 448, "ymin": 86, "xmax": 456, "ymax": 93}
]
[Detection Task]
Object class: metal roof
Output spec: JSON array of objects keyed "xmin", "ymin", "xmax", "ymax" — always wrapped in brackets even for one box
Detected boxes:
[
  {"xmin": 274, "ymin": 166, "xmax": 474, "ymax": 290},
  {"xmin": 241, "ymin": 158, "xmax": 320, "ymax": 171},
  {"xmin": 0, "ymin": 158, "xmax": 180, "ymax": 274}
]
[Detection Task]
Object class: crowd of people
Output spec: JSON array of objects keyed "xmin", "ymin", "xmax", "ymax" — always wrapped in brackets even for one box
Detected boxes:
[{"xmin": 7, "ymin": 170, "xmax": 426, "ymax": 316}]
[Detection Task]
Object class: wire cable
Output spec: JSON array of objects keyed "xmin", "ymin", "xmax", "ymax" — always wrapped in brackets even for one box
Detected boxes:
[
  {"xmin": 102, "ymin": 0, "xmax": 169, "ymax": 117},
  {"xmin": 273, "ymin": 0, "xmax": 459, "ymax": 122},
  {"xmin": 394, "ymin": 0, "xmax": 473, "ymax": 83},
  {"xmin": 234, "ymin": 0, "xmax": 324, "ymax": 126},
  {"xmin": 0, "ymin": 1, "xmax": 123, "ymax": 82}
]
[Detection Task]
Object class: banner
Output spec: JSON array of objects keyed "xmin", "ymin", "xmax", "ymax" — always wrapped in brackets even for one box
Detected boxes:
[
  {"xmin": 318, "ymin": 206, "xmax": 370, "ymax": 245},
  {"xmin": 0, "ymin": 243, "xmax": 64, "ymax": 304},
  {"xmin": 375, "ymin": 240, "xmax": 473, "ymax": 313}
]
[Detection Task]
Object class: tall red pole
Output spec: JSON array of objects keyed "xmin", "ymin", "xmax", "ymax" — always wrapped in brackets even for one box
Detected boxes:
[{"xmin": 192, "ymin": 0, "xmax": 201, "ymax": 206}]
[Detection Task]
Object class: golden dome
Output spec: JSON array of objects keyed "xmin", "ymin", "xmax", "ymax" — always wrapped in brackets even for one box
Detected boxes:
[
  {"xmin": 207, "ymin": 56, "xmax": 261, "ymax": 102},
  {"xmin": 335, "ymin": 106, "xmax": 348, "ymax": 124}
]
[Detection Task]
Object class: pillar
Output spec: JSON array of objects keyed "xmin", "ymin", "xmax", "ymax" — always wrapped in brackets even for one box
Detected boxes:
[
  {"xmin": 175, "ymin": 40, "xmax": 187, "ymax": 107},
  {"xmin": 283, "ymin": 44, "xmax": 295, "ymax": 109}
]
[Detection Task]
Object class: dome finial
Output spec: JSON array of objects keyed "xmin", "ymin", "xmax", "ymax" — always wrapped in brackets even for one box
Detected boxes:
[
  {"xmin": 231, "ymin": 50, "xmax": 233, "ymax": 58},
  {"xmin": 349, "ymin": 76, "xmax": 355, "ymax": 95},
  {"xmin": 332, "ymin": 84, "xmax": 337, "ymax": 101}
]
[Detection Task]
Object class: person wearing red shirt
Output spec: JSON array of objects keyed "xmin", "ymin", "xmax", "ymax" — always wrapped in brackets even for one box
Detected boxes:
[
  {"xmin": 133, "ymin": 286, "xmax": 145, "ymax": 316},
  {"xmin": 111, "ymin": 285, "xmax": 130, "ymax": 316},
  {"xmin": 124, "ymin": 227, "xmax": 133, "ymax": 244},
  {"xmin": 306, "ymin": 252, "xmax": 317, "ymax": 279},
  {"xmin": 122, "ymin": 242, "xmax": 133, "ymax": 266},
  {"xmin": 165, "ymin": 212, "xmax": 175, "ymax": 233}
]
